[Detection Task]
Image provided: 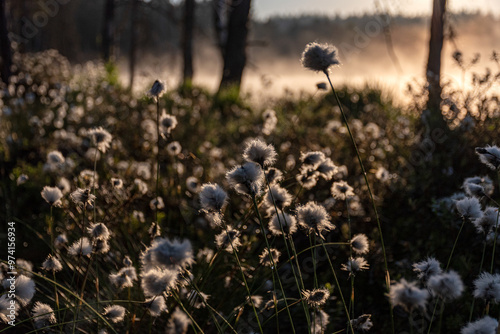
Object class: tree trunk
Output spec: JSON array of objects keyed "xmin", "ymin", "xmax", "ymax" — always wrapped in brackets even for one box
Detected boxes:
[
  {"xmin": 129, "ymin": 0, "xmax": 139, "ymax": 89},
  {"xmin": 182, "ymin": 0, "xmax": 195, "ymax": 85},
  {"xmin": 426, "ymin": 0, "xmax": 447, "ymax": 117},
  {"xmin": 216, "ymin": 0, "xmax": 251, "ymax": 94},
  {"xmin": 102, "ymin": 0, "xmax": 115, "ymax": 62},
  {"xmin": 0, "ymin": 0, "xmax": 12, "ymax": 83}
]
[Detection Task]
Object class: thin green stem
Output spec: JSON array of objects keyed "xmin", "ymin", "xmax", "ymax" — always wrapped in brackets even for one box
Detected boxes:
[
  {"xmin": 470, "ymin": 239, "xmax": 488, "ymax": 321},
  {"xmin": 319, "ymin": 238, "xmax": 354, "ymax": 333},
  {"xmin": 171, "ymin": 291, "xmax": 203, "ymax": 333},
  {"xmin": 221, "ymin": 221, "xmax": 264, "ymax": 333},
  {"xmin": 251, "ymin": 195, "xmax": 296, "ymax": 333},
  {"xmin": 490, "ymin": 206, "xmax": 500, "ymax": 274},
  {"xmin": 155, "ymin": 98, "xmax": 160, "ymax": 225},
  {"xmin": 324, "ymin": 71, "xmax": 393, "ymax": 334},
  {"xmin": 446, "ymin": 217, "xmax": 466, "ymax": 271}
]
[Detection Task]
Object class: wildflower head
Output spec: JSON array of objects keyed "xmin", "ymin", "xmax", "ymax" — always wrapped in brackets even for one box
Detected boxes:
[
  {"xmin": 141, "ymin": 268, "xmax": 178, "ymax": 297},
  {"xmin": 297, "ymin": 202, "xmax": 335, "ymax": 238},
  {"xmin": 413, "ymin": 257, "xmax": 442, "ymax": 283},
  {"xmin": 167, "ymin": 141, "xmax": 182, "ymax": 156},
  {"xmin": 47, "ymin": 150, "xmax": 65, "ymax": 164},
  {"xmin": 94, "ymin": 239, "xmax": 110, "ymax": 254},
  {"xmin": 389, "ymin": 278, "xmax": 429, "ymax": 312},
  {"xmin": 266, "ymin": 167, "xmax": 283, "ymax": 184},
  {"xmin": 215, "ymin": 227, "xmax": 241, "ymax": 253},
  {"xmin": 269, "ymin": 212, "xmax": 298, "ymax": 236},
  {"xmin": 87, "ymin": 222, "xmax": 110, "ymax": 240},
  {"xmin": 427, "ymin": 270, "xmax": 464, "ymax": 301},
  {"xmin": 144, "ymin": 237, "xmax": 194, "ymax": 270},
  {"xmin": 456, "ymin": 197, "xmax": 483, "ymax": 220},
  {"xmin": 475, "ymin": 146, "xmax": 500, "ymax": 170},
  {"xmin": 473, "ymin": 272, "xmax": 500, "ymax": 303},
  {"xmin": 302, "ymin": 288, "xmax": 330, "ymax": 308},
  {"xmin": 259, "ymin": 248, "xmax": 281, "ymax": 267},
  {"xmin": 199, "ymin": 183, "xmax": 228, "ymax": 213},
  {"xmin": 160, "ymin": 112, "xmax": 177, "ymax": 138},
  {"xmin": 166, "ymin": 308, "xmax": 191, "ymax": 334},
  {"xmin": 68, "ymin": 237, "xmax": 92, "ymax": 257},
  {"xmin": 103, "ymin": 305, "xmax": 126, "ymax": 323},
  {"xmin": 70, "ymin": 188, "xmax": 96, "ymax": 209},
  {"xmin": 350, "ymin": 314, "xmax": 373, "ymax": 331},
  {"xmin": 242, "ymin": 139, "xmax": 277, "ymax": 168},
  {"xmin": 88, "ymin": 127, "xmax": 112, "ymax": 153},
  {"xmin": 149, "ymin": 196, "xmax": 165, "ymax": 210},
  {"xmin": 109, "ymin": 267, "xmax": 138, "ymax": 290},
  {"xmin": 461, "ymin": 316, "xmax": 498, "ymax": 334},
  {"xmin": 110, "ymin": 178, "xmax": 123, "ymax": 189},
  {"xmin": 32, "ymin": 302, "xmax": 56, "ymax": 329},
  {"xmin": 301, "ymin": 42, "xmax": 340, "ymax": 73},
  {"xmin": 265, "ymin": 185, "xmax": 292, "ymax": 214},
  {"xmin": 473, "ymin": 207, "xmax": 500, "ymax": 234},
  {"xmin": 145, "ymin": 296, "xmax": 167, "ymax": 317},
  {"xmin": 351, "ymin": 234, "xmax": 369, "ymax": 254},
  {"xmin": 316, "ymin": 158, "xmax": 338, "ymax": 180},
  {"xmin": 12, "ymin": 275, "xmax": 36, "ymax": 306},
  {"xmin": 54, "ymin": 233, "xmax": 68, "ymax": 249},
  {"xmin": 41, "ymin": 254, "xmax": 63, "ymax": 272},
  {"xmin": 41, "ymin": 186, "xmax": 63, "ymax": 207},
  {"xmin": 311, "ymin": 309, "xmax": 329, "ymax": 333},
  {"xmin": 300, "ymin": 151, "xmax": 326, "ymax": 168},
  {"xmin": 331, "ymin": 181, "xmax": 355, "ymax": 200},
  {"xmin": 148, "ymin": 80, "xmax": 167, "ymax": 99},
  {"xmin": 341, "ymin": 257, "xmax": 369, "ymax": 276},
  {"xmin": 296, "ymin": 166, "xmax": 320, "ymax": 189},
  {"xmin": 226, "ymin": 162, "xmax": 264, "ymax": 197},
  {"xmin": 464, "ymin": 176, "xmax": 494, "ymax": 197},
  {"xmin": 0, "ymin": 295, "xmax": 18, "ymax": 323}
]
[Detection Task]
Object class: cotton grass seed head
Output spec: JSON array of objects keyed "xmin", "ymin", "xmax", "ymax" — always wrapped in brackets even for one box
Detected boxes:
[
  {"xmin": 215, "ymin": 227, "xmax": 241, "ymax": 253},
  {"xmin": 300, "ymin": 151, "xmax": 326, "ymax": 168},
  {"xmin": 266, "ymin": 167, "xmax": 283, "ymax": 184},
  {"xmin": 103, "ymin": 305, "xmax": 126, "ymax": 323},
  {"xmin": 473, "ymin": 272, "xmax": 500, "ymax": 303},
  {"xmin": 226, "ymin": 162, "xmax": 264, "ymax": 197},
  {"xmin": 141, "ymin": 268, "xmax": 179, "ymax": 297},
  {"xmin": 427, "ymin": 270, "xmax": 464, "ymax": 301},
  {"xmin": 68, "ymin": 237, "xmax": 92, "ymax": 257},
  {"xmin": 109, "ymin": 267, "xmax": 138, "ymax": 290},
  {"xmin": 297, "ymin": 201, "xmax": 335, "ymax": 238},
  {"xmin": 316, "ymin": 158, "xmax": 338, "ymax": 180},
  {"xmin": 389, "ymin": 278, "xmax": 429, "ymax": 312},
  {"xmin": 473, "ymin": 206, "xmax": 499, "ymax": 234},
  {"xmin": 145, "ymin": 296, "xmax": 167, "ymax": 317},
  {"xmin": 296, "ymin": 166, "xmax": 320, "ymax": 189},
  {"xmin": 242, "ymin": 139, "xmax": 277, "ymax": 168},
  {"xmin": 47, "ymin": 150, "xmax": 65, "ymax": 164},
  {"xmin": 350, "ymin": 314, "xmax": 373, "ymax": 331},
  {"xmin": 464, "ymin": 176, "xmax": 495, "ymax": 196},
  {"xmin": 456, "ymin": 197, "xmax": 483, "ymax": 219},
  {"xmin": 269, "ymin": 212, "xmax": 298, "ymax": 236},
  {"xmin": 32, "ymin": 302, "xmax": 56, "ymax": 329},
  {"xmin": 167, "ymin": 141, "xmax": 182, "ymax": 156},
  {"xmin": 110, "ymin": 177, "xmax": 123, "ymax": 189},
  {"xmin": 166, "ymin": 308, "xmax": 191, "ymax": 334},
  {"xmin": 302, "ymin": 288, "xmax": 330, "ymax": 308},
  {"xmin": 475, "ymin": 146, "xmax": 500, "ymax": 170},
  {"xmin": 87, "ymin": 222, "xmax": 110, "ymax": 240},
  {"xmin": 301, "ymin": 42, "xmax": 340, "ymax": 73},
  {"xmin": 0, "ymin": 295, "xmax": 18, "ymax": 323},
  {"xmin": 341, "ymin": 257, "xmax": 369, "ymax": 276},
  {"xmin": 200, "ymin": 183, "xmax": 228, "ymax": 213},
  {"xmin": 265, "ymin": 185, "xmax": 292, "ymax": 213},
  {"xmin": 70, "ymin": 188, "xmax": 96, "ymax": 208},
  {"xmin": 88, "ymin": 127, "xmax": 112, "ymax": 153},
  {"xmin": 311, "ymin": 309, "xmax": 330, "ymax": 333},
  {"xmin": 147, "ymin": 237, "xmax": 194, "ymax": 270},
  {"xmin": 259, "ymin": 248, "xmax": 281, "ymax": 267},
  {"xmin": 41, "ymin": 186, "xmax": 63, "ymax": 207},
  {"xmin": 461, "ymin": 316, "xmax": 498, "ymax": 334},
  {"xmin": 42, "ymin": 254, "xmax": 63, "ymax": 272},
  {"xmin": 54, "ymin": 233, "xmax": 68, "ymax": 249},
  {"xmin": 12, "ymin": 275, "xmax": 36, "ymax": 306},
  {"xmin": 351, "ymin": 234, "xmax": 369, "ymax": 254},
  {"xmin": 331, "ymin": 181, "xmax": 355, "ymax": 200},
  {"xmin": 148, "ymin": 79, "xmax": 166, "ymax": 99},
  {"xmin": 160, "ymin": 112, "xmax": 177, "ymax": 137},
  {"xmin": 413, "ymin": 257, "xmax": 442, "ymax": 283}
]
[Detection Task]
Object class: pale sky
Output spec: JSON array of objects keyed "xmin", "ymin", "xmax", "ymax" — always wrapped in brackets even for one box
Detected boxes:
[{"xmin": 253, "ymin": 0, "xmax": 500, "ymax": 19}]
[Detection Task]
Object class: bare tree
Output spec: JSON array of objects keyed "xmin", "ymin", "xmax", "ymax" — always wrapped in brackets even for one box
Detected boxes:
[
  {"xmin": 102, "ymin": 0, "xmax": 116, "ymax": 62},
  {"xmin": 0, "ymin": 0, "xmax": 12, "ymax": 83},
  {"xmin": 182, "ymin": 0, "xmax": 195, "ymax": 85},
  {"xmin": 426, "ymin": 0, "xmax": 447, "ymax": 119},
  {"xmin": 214, "ymin": 0, "xmax": 251, "ymax": 95}
]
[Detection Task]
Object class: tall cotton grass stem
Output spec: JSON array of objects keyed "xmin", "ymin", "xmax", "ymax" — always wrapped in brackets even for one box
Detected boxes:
[
  {"xmin": 73, "ymin": 255, "xmax": 95, "ymax": 334},
  {"xmin": 310, "ymin": 234, "xmax": 318, "ymax": 288},
  {"xmin": 221, "ymin": 221, "xmax": 264, "ymax": 334},
  {"xmin": 251, "ymin": 195, "xmax": 296, "ymax": 333},
  {"xmin": 427, "ymin": 217, "xmax": 467, "ymax": 334},
  {"xmin": 489, "ymin": 176, "xmax": 500, "ymax": 273},
  {"xmin": 265, "ymin": 176, "xmax": 311, "ymax": 332},
  {"xmin": 469, "ymin": 239, "xmax": 488, "ymax": 321},
  {"xmin": 92, "ymin": 146, "xmax": 98, "ymax": 222},
  {"xmin": 319, "ymin": 238, "xmax": 354, "ymax": 333},
  {"xmin": 155, "ymin": 98, "xmax": 160, "ymax": 225},
  {"xmin": 345, "ymin": 198, "xmax": 355, "ymax": 323},
  {"xmin": 324, "ymin": 71, "xmax": 393, "ymax": 333}
]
